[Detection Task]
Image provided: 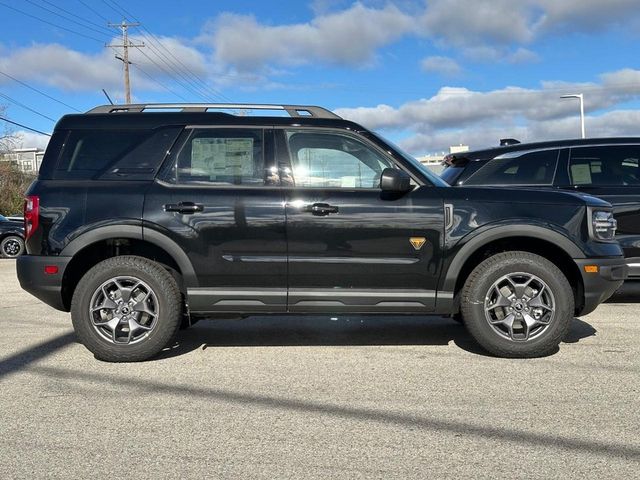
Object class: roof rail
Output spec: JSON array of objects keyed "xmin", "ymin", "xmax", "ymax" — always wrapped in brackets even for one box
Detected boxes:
[{"xmin": 86, "ymin": 103, "xmax": 342, "ymax": 119}]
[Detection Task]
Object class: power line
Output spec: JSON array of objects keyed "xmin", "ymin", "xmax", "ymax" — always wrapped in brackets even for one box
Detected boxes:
[
  {"xmin": 0, "ymin": 116, "xmax": 52, "ymax": 136},
  {"xmin": 100, "ymin": 2, "xmax": 211, "ymax": 101},
  {"xmin": 0, "ymin": 70, "xmax": 81, "ymax": 112},
  {"xmin": 102, "ymin": 0, "xmax": 232, "ymax": 102},
  {"xmin": 132, "ymin": 63, "xmax": 190, "ymax": 102},
  {"xmin": 130, "ymin": 46, "xmax": 206, "ymax": 101},
  {"xmin": 0, "ymin": 1, "xmax": 106, "ymax": 43},
  {"xmin": 37, "ymin": 0, "xmax": 114, "ymax": 35},
  {"xmin": 23, "ymin": 0, "xmax": 114, "ymax": 39},
  {"xmin": 0, "ymin": 91, "xmax": 56, "ymax": 122},
  {"xmin": 77, "ymin": 0, "xmax": 111, "ymax": 23}
]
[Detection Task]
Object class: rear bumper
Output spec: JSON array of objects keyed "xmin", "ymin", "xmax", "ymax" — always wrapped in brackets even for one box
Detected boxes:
[
  {"xmin": 574, "ymin": 257, "xmax": 627, "ymax": 316},
  {"xmin": 17, "ymin": 255, "xmax": 71, "ymax": 312}
]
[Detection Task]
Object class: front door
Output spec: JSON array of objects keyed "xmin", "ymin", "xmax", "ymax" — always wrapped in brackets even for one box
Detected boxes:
[
  {"xmin": 144, "ymin": 127, "xmax": 287, "ymax": 313},
  {"xmin": 276, "ymin": 128, "xmax": 444, "ymax": 313}
]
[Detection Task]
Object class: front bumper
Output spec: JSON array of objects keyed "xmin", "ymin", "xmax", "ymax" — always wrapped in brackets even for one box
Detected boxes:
[
  {"xmin": 17, "ymin": 255, "xmax": 72, "ymax": 312},
  {"xmin": 574, "ymin": 257, "xmax": 627, "ymax": 316}
]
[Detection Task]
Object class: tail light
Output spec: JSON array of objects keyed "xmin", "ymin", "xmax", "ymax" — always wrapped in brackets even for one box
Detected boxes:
[{"xmin": 24, "ymin": 195, "xmax": 40, "ymax": 241}]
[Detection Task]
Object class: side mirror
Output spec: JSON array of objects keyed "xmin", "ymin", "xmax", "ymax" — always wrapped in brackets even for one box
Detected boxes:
[{"xmin": 380, "ymin": 168, "xmax": 412, "ymax": 192}]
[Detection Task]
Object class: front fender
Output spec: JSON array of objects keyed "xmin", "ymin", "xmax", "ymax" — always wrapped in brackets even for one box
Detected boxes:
[{"xmin": 439, "ymin": 222, "xmax": 586, "ymax": 294}]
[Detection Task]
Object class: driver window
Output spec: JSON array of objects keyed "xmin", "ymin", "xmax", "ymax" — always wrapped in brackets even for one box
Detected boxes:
[{"xmin": 285, "ymin": 130, "xmax": 394, "ymax": 188}]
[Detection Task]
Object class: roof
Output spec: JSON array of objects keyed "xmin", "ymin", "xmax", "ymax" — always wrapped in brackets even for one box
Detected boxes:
[
  {"xmin": 458, "ymin": 137, "xmax": 640, "ymax": 162},
  {"xmin": 55, "ymin": 103, "xmax": 364, "ymax": 131}
]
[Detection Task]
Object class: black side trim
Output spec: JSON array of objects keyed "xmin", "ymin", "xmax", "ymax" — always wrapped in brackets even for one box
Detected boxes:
[
  {"xmin": 188, "ymin": 288, "xmax": 286, "ymax": 313},
  {"xmin": 221, "ymin": 255, "xmax": 418, "ymax": 265},
  {"xmin": 288, "ymin": 288, "xmax": 435, "ymax": 313}
]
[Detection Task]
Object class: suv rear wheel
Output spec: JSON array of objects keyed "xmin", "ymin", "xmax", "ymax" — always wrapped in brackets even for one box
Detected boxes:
[
  {"xmin": 461, "ymin": 251, "xmax": 573, "ymax": 358},
  {"xmin": 71, "ymin": 256, "xmax": 182, "ymax": 362}
]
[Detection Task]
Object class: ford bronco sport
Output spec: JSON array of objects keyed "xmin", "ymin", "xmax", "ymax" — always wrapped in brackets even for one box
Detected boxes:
[{"xmin": 17, "ymin": 104, "xmax": 627, "ymax": 361}]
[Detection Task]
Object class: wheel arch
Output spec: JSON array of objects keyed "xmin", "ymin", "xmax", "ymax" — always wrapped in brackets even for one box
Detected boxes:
[
  {"xmin": 440, "ymin": 225, "xmax": 585, "ymax": 315},
  {"xmin": 60, "ymin": 226, "xmax": 197, "ymax": 310}
]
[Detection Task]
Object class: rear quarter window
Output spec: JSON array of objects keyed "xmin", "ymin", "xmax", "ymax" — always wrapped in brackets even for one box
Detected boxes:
[{"xmin": 52, "ymin": 128, "xmax": 181, "ymax": 180}]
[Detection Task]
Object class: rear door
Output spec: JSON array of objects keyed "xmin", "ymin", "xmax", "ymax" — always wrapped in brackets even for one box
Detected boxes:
[
  {"xmin": 144, "ymin": 127, "xmax": 288, "ymax": 313},
  {"xmin": 276, "ymin": 128, "xmax": 445, "ymax": 313},
  {"xmin": 563, "ymin": 144, "xmax": 640, "ymax": 277}
]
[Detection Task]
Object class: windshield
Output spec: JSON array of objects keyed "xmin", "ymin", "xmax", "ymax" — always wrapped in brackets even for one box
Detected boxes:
[
  {"xmin": 369, "ymin": 132, "xmax": 449, "ymax": 187},
  {"xmin": 0, "ymin": 215, "xmax": 6, "ymax": 222}
]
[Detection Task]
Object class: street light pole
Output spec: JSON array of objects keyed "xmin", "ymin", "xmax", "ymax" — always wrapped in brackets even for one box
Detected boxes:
[{"xmin": 560, "ymin": 93, "xmax": 585, "ymax": 139}]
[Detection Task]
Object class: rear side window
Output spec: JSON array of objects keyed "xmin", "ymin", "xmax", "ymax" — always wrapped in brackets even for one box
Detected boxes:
[
  {"xmin": 569, "ymin": 145, "xmax": 640, "ymax": 186},
  {"xmin": 465, "ymin": 150, "xmax": 559, "ymax": 186},
  {"xmin": 173, "ymin": 128, "xmax": 267, "ymax": 186},
  {"xmin": 54, "ymin": 130, "xmax": 149, "ymax": 179}
]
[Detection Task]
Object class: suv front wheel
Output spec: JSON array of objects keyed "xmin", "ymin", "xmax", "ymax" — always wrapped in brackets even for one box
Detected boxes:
[
  {"xmin": 71, "ymin": 256, "xmax": 182, "ymax": 362},
  {"xmin": 461, "ymin": 251, "xmax": 574, "ymax": 358}
]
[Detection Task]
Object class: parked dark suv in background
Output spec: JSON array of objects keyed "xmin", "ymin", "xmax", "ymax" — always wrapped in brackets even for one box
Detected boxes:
[
  {"xmin": 440, "ymin": 138, "xmax": 640, "ymax": 280},
  {"xmin": 0, "ymin": 214, "xmax": 25, "ymax": 258},
  {"xmin": 17, "ymin": 104, "xmax": 626, "ymax": 362}
]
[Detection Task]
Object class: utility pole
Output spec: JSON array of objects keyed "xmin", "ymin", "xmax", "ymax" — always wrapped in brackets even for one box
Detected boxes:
[{"xmin": 107, "ymin": 21, "xmax": 144, "ymax": 104}]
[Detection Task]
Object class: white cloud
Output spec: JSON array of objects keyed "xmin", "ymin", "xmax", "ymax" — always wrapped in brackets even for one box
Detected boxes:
[
  {"xmin": 422, "ymin": 0, "xmax": 535, "ymax": 48},
  {"xmin": 421, "ymin": 56, "xmax": 462, "ymax": 76},
  {"xmin": 203, "ymin": 3, "xmax": 415, "ymax": 71},
  {"xmin": 399, "ymin": 109, "xmax": 640, "ymax": 154},
  {"xmin": 421, "ymin": 0, "xmax": 640, "ymax": 51},
  {"xmin": 336, "ymin": 68, "xmax": 640, "ymax": 154},
  {"xmin": 13, "ymin": 130, "xmax": 50, "ymax": 150},
  {"xmin": 0, "ymin": 38, "xmax": 208, "ymax": 99},
  {"xmin": 535, "ymin": 0, "xmax": 640, "ymax": 32}
]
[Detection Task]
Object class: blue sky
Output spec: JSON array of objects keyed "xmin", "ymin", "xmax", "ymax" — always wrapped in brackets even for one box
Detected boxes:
[{"xmin": 0, "ymin": 0, "xmax": 639, "ymax": 154}]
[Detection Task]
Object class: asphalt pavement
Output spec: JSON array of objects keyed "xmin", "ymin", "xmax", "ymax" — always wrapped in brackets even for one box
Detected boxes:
[{"xmin": 0, "ymin": 259, "xmax": 638, "ymax": 479}]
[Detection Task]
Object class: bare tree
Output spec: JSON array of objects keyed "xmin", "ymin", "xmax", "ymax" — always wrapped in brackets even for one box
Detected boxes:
[
  {"xmin": 0, "ymin": 105, "xmax": 34, "ymax": 215},
  {"xmin": 0, "ymin": 105, "xmax": 18, "ymax": 153}
]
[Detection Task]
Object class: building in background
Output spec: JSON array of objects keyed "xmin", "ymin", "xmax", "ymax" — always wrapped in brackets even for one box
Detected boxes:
[
  {"xmin": 0, "ymin": 147, "xmax": 45, "ymax": 173},
  {"xmin": 416, "ymin": 144, "xmax": 469, "ymax": 173}
]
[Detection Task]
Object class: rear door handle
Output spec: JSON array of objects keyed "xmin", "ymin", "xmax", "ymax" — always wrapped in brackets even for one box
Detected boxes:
[
  {"xmin": 304, "ymin": 203, "xmax": 339, "ymax": 216},
  {"xmin": 164, "ymin": 202, "xmax": 204, "ymax": 214}
]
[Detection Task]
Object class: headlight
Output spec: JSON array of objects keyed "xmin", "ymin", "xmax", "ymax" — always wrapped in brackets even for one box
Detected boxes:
[{"xmin": 590, "ymin": 209, "xmax": 617, "ymax": 241}]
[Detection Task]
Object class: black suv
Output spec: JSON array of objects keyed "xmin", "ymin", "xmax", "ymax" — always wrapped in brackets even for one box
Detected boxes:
[
  {"xmin": 0, "ymin": 214, "xmax": 25, "ymax": 258},
  {"xmin": 440, "ymin": 138, "xmax": 640, "ymax": 280},
  {"xmin": 17, "ymin": 104, "xmax": 626, "ymax": 362}
]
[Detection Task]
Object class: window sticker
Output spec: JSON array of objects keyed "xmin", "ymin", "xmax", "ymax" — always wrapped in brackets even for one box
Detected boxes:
[
  {"xmin": 571, "ymin": 163, "xmax": 592, "ymax": 185},
  {"xmin": 191, "ymin": 138, "xmax": 254, "ymax": 177}
]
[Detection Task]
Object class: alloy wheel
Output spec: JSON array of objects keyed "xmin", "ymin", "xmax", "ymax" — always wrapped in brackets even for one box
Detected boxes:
[
  {"xmin": 89, "ymin": 276, "xmax": 159, "ymax": 345},
  {"xmin": 484, "ymin": 272, "xmax": 555, "ymax": 342}
]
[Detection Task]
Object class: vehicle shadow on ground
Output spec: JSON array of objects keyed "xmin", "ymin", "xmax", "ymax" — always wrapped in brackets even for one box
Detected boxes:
[{"xmin": 156, "ymin": 316, "xmax": 597, "ymax": 360}]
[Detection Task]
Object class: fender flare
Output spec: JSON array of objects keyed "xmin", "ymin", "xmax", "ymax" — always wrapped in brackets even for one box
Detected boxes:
[
  {"xmin": 440, "ymin": 224, "xmax": 584, "ymax": 293},
  {"xmin": 60, "ymin": 225, "xmax": 198, "ymax": 287}
]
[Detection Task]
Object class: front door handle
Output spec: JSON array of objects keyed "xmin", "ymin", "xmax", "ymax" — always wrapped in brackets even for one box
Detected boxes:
[
  {"xmin": 304, "ymin": 203, "xmax": 339, "ymax": 216},
  {"xmin": 164, "ymin": 202, "xmax": 204, "ymax": 214}
]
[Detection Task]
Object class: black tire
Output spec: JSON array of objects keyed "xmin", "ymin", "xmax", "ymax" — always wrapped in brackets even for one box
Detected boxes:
[
  {"xmin": 71, "ymin": 256, "xmax": 182, "ymax": 362},
  {"xmin": 461, "ymin": 251, "xmax": 574, "ymax": 358},
  {"xmin": 1, "ymin": 235, "xmax": 25, "ymax": 258}
]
